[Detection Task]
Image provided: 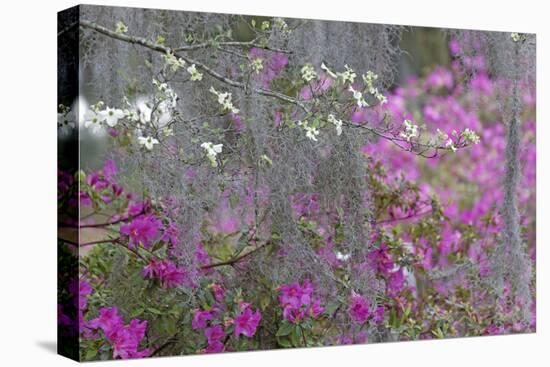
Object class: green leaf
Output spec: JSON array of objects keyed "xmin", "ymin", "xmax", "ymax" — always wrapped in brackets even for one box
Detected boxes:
[
  {"xmin": 277, "ymin": 336, "xmax": 292, "ymax": 348},
  {"xmin": 324, "ymin": 302, "xmax": 340, "ymax": 316},
  {"xmin": 130, "ymin": 307, "xmax": 145, "ymax": 318},
  {"xmin": 147, "ymin": 307, "xmax": 163, "ymax": 315},
  {"xmin": 229, "ymin": 192, "xmax": 240, "ymax": 208},
  {"xmin": 290, "ymin": 325, "xmax": 302, "ymax": 347},
  {"xmin": 276, "ymin": 322, "xmax": 294, "ymax": 337},
  {"xmin": 84, "ymin": 348, "xmax": 97, "ymax": 360}
]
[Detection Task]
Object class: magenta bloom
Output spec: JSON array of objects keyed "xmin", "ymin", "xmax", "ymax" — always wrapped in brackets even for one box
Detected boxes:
[
  {"xmin": 142, "ymin": 259, "xmax": 188, "ymax": 288},
  {"xmin": 373, "ymin": 305, "xmax": 385, "ymax": 324},
  {"xmin": 161, "ymin": 222, "xmax": 179, "ymax": 247},
  {"xmin": 283, "ymin": 307, "xmax": 306, "ymax": 324},
  {"xmin": 277, "ymin": 280, "xmax": 313, "ymax": 309},
  {"xmin": 204, "ymin": 325, "xmax": 225, "ymax": 343},
  {"xmin": 210, "ymin": 283, "xmax": 225, "ymax": 302},
  {"xmin": 308, "ymin": 298, "xmax": 325, "ymax": 318},
  {"xmin": 111, "ymin": 319, "xmax": 150, "ymax": 359},
  {"xmin": 77, "ymin": 280, "xmax": 93, "ymax": 311},
  {"xmin": 387, "ymin": 268, "xmax": 405, "ymax": 295},
  {"xmin": 368, "ymin": 244, "xmax": 394, "ymax": 276},
  {"xmin": 277, "ymin": 280, "xmax": 324, "ymax": 323},
  {"xmin": 204, "ymin": 340, "xmax": 224, "ymax": 353},
  {"xmin": 192, "ymin": 310, "xmax": 214, "ymax": 330},
  {"xmin": 120, "ymin": 214, "xmax": 162, "ymax": 248},
  {"xmin": 349, "ymin": 293, "xmax": 370, "ymax": 323},
  {"xmin": 79, "ymin": 191, "xmax": 92, "ymax": 207},
  {"xmin": 86, "ymin": 307, "xmax": 149, "ymax": 359},
  {"xmin": 233, "ymin": 308, "xmax": 261, "ymax": 338}
]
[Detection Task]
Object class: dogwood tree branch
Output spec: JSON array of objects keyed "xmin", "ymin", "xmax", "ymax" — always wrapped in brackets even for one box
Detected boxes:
[
  {"xmin": 79, "ymin": 20, "xmax": 308, "ymax": 112},
  {"xmin": 173, "ymin": 38, "xmax": 292, "ymax": 54}
]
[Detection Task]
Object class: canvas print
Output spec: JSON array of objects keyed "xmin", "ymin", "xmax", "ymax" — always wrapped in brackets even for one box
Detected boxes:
[{"xmin": 57, "ymin": 5, "xmax": 536, "ymax": 361}]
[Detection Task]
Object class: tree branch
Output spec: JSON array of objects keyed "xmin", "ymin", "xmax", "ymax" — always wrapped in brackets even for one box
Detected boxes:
[
  {"xmin": 79, "ymin": 20, "xmax": 307, "ymax": 112},
  {"xmin": 173, "ymin": 38, "xmax": 292, "ymax": 54},
  {"xmin": 201, "ymin": 241, "xmax": 272, "ymax": 270}
]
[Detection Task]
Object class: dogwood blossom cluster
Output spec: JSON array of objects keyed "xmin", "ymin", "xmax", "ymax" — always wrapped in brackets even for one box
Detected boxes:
[
  {"xmin": 250, "ymin": 57, "xmax": 264, "ymax": 74},
  {"xmin": 83, "ymin": 102, "xmax": 125, "ymax": 134},
  {"xmin": 301, "ymin": 64, "xmax": 318, "ymax": 82},
  {"xmin": 297, "ymin": 120, "xmax": 320, "ymax": 142},
  {"xmin": 348, "ymin": 85, "xmax": 369, "ymax": 108},
  {"xmin": 115, "ymin": 21, "xmax": 128, "ymax": 34},
  {"xmin": 187, "ymin": 64, "xmax": 203, "ymax": 81},
  {"xmin": 338, "ymin": 64, "xmax": 357, "ymax": 84},
  {"xmin": 399, "ymin": 119, "xmax": 419, "ymax": 142},
  {"xmin": 57, "ymin": 104, "xmax": 76, "ymax": 135},
  {"xmin": 461, "ymin": 128, "xmax": 481, "ymax": 145},
  {"xmin": 363, "ymin": 71, "xmax": 387, "ymax": 104},
  {"xmin": 163, "ymin": 51, "xmax": 185, "ymax": 72},
  {"xmin": 138, "ymin": 136, "xmax": 159, "ymax": 150},
  {"xmin": 209, "ymin": 87, "xmax": 239, "ymax": 114},
  {"xmin": 511, "ymin": 32, "xmax": 524, "ymax": 42},
  {"xmin": 274, "ymin": 17, "xmax": 291, "ymax": 35}
]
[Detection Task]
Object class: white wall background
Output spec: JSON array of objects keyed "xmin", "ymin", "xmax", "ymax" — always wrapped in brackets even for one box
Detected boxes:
[{"xmin": 0, "ymin": 0, "xmax": 547, "ymax": 366}]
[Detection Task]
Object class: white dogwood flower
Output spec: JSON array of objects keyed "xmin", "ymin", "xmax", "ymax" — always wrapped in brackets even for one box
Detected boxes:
[
  {"xmin": 337, "ymin": 65, "xmax": 357, "ymax": 84},
  {"xmin": 138, "ymin": 136, "xmax": 159, "ymax": 150},
  {"xmin": 461, "ymin": 128, "xmax": 481, "ymax": 145},
  {"xmin": 209, "ymin": 87, "xmax": 239, "ymax": 114},
  {"xmin": 115, "ymin": 21, "xmax": 128, "ymax": 34},
  {"xmin": 445, "ymin": 138, "xmax": 457, "ymax": 152},
  {"xmin": 400, "ymin": 119, "xmax": 419, "ymax": 142},
  {"xmin": 100, "ymin": 107, "xmax": 124, "ymax": 127},
  {"xmin": 362, "ymin": 71, "xmax": 387, "ymax": 105},
  {"xmin": 187, "ymin": 64, "xmax": 203, "ymax": 81},
  {"xmin": 335, "ymin": 251, "xmax": 351, "ymax": 261},
  {"xmin": 348, "ymin": 86, "xmax": 369, "ymax": 108},
  {"xmin": 57, "ymin": 109, "xmax": 76, "ymax": 136},
  {"xmin": 201, "ymin": 142, "xmax": 223, "ymax": 167},
  {"xmin": 328, "ymin": 114, "xmax": 343, "ymax": 136},
  {"xmin": 83, "ymin": 109, "xmax": 105, "ymax": 134},
  {"xmin": 250, "ymin": 58, "xmax": 264, "ymax": 74},
  {"xmin": 297, "ymin": 120, "xmax": 320, "ymax": 142},
  {"xmin": 301, "ymin": 64, "xmax": 317, "ymax": 82},
  {"xmin": 164, "ymin": 51, "xmax": 185, "ymax": 72}
]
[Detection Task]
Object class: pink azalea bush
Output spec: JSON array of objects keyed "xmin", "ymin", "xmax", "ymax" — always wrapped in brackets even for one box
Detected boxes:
[{"xmin": 57, "ymin": 16, "xmax": 535, "ymax": 360}]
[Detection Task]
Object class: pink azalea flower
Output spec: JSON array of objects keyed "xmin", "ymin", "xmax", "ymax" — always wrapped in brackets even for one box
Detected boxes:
[
  {"xmin": 86, "ymin": 307, "xmax": 149, "ymax": 359},
  {"xmin": 142, "ymin": 259, "xmax": 188, "ymax": 288},
  {"xmin": 79, "ymin": 191, "xmax": 92, "ymax": 207},
  {"xmin": 204, "ymin": 340, "xmax": 224, "ymax": 353},
  {"xmin": 161, "ymin": 222, "xmax": 179, "ymax": 247},
  {"xmin": 210, "ymin": 283, "xmax": 225, "ymax": 302},
  {"xmin": 349, "ymin": 293, "xmax": 370, "ymax": 323},
  {"xmin": 308, "ymin": 298, "xmax": 325, "ymax": 318},
  {"xmin": 387, "ymin": 269, "xmax": 405, "ymax": 295},
  {"xmin": 373, "ymin": 305, "xmax": 385, "ymax": 323},
  {"xmin": 233, "ymin": 308, "xmax": 261, "ymax": 338},
  {"xmin": 204, "ymin": 325, "xmax": 225, "ymax": 343},
  {"xmin": 120, "ymin": 214, "xmax": 162, "ymax": 248},
  {"xmin": 277, "ymin": 280, "xmax": 324, "ymax": 323},
  {"xmin": 192, "ymin": 310, "xmax": 214, "ymax": 330}
]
